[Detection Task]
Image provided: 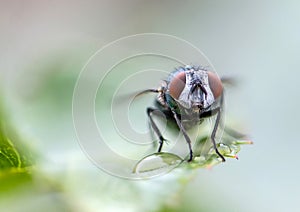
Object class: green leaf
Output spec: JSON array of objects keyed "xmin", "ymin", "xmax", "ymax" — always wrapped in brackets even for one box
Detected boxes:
[
  {"xmin": 0, "ymin": 114, "xmax": 33, "ymax": 170},
  {"xmin": 0, "ymin": 137, "xmax": 22, "ymax": 169},
  {"xmin": 134, "ymin": 127, "xmax": 253, "ymax": 172},
  {"xmin": 0, "ymin": 135, "xmax": 33, "ymax": 169}
]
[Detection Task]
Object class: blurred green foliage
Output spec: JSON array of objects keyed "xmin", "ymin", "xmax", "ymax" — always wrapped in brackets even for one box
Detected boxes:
[
  {"xmin": 0, "ymin": 99, "xmax": 74, "ymax": 211},
  {"xmin": 0, "ymin": 101, "xmax": 33, "ymax": 170},
  {"xmin": 0, "ymin": 100, "xmax": 33, "ymax": 195}
]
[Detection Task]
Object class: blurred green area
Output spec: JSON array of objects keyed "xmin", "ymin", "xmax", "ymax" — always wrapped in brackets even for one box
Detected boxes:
[
  {"xmin": 0, "ymin": 98, "xmax": 72, "ymax": 211},
  {"xmin": 0, "ymin": 100, "xmax": 33, "ymax": 177}
]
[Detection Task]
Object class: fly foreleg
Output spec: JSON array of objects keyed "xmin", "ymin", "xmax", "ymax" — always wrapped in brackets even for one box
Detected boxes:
[{"xmin": 147, "ymin": 107, "xmax": 167, "ymax": 152}]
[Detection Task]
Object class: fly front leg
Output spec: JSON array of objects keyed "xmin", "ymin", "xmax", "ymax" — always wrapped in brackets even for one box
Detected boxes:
[
  {"xmin": 210, "ymin": 107, "xmax": 226, "ymax": 162},
  {"xmin": 171, "ymin": 109, "xmax": 193, "ymax": 162},
  {"xmin": 147, "ymin": 107, "xmax": 168, "ymax": 152},
  {"xmin": 201, "ymin": 107, "xmax": 226, "ymax": 162}
]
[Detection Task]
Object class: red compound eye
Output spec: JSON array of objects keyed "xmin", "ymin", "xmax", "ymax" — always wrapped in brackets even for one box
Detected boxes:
[
  {"xmin": 207, "ymin": 71, "xmax": 223, "ymax": 99},
  {"xmin": 169, "ymin": 71, "xmax": 186, "ymax": 100}
]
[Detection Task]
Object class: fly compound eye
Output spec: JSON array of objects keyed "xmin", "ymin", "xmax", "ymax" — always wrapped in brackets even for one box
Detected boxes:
[
  {"xmin": 168, "ymin": 71, "xmax": 186, "ymax": 100},
  {"xmin": 207, "ymin": 71, "xmax": 223, "ymax": 99}
]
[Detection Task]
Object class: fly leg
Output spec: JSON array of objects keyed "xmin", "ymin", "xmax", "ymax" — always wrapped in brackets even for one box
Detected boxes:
[
  {"xmin": 201, "ymin": 107, "xmax": 226, "ymax": 162},
  {"xmin": 210, "ymin": 107, "xmax": 226, "ymax": 162},
  {"xmin": 147, "ymin": 107, "xmax": 167, "ymax": 152},
  {"xmin": 170, "ymin": 109, "xmax": 193, "ymax": 162}
]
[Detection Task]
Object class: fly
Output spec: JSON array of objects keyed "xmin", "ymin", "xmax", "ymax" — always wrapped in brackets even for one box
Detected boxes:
[{"xmin": 137, "ymin": 65, "xmax": 226, "ymax": 162}]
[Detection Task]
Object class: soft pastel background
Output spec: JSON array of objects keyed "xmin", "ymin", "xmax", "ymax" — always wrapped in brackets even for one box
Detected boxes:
[{"xmin": 1, "ymin": 0, "xmax": 299, "ymax": 211}]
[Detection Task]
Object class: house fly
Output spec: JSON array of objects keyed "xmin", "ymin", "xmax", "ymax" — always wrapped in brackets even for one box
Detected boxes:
[{"xmin": 137, "ymin": 65, "xmax": 226, "ymax": 162}]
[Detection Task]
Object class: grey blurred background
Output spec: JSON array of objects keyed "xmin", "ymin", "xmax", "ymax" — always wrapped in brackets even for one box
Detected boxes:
[{"xmin": 1, "ymin": 0, "xmax": 299, "ymax": 211}]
